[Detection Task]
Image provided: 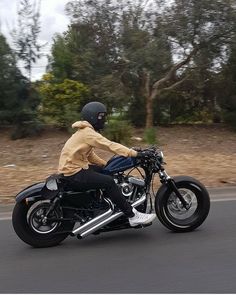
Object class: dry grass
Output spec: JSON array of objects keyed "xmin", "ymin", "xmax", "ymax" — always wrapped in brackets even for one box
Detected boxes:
[{"xmin": 0, "ymin": 124, "xmax": 235, "ymax": 204}]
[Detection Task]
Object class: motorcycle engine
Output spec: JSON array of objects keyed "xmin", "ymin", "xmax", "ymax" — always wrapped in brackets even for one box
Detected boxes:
[
  {"xmin": 114, "ymin": 176, "xmax": 145, "ymax": 201},
  {"xmin": 120, "ymin": 182, "xmax": 134, "ymax": 197}
]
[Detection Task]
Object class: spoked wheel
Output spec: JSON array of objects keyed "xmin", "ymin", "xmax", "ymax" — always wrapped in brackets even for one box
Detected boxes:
[
  {"xmin": 155, "ymin": 176, "xmax": 210, "ymax": 232},
  {"xmin": 12, "ymin": 200, "xmax": 75, "ymax": 248}
]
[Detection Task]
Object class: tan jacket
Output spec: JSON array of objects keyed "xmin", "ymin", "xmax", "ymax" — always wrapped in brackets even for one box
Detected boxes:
[{"xmin": 58, "ymin": 121, "xmax": 138, "ymax": 176}]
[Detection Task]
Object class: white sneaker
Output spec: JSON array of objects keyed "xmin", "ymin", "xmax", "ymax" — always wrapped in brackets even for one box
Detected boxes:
[{"xmin": 129, "ymin": 208, "xmax": 156, "ymax": 227}]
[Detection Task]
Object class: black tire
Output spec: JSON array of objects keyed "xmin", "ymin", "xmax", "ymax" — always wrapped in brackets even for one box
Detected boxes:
[
  {"xmin": 12, "ymin": 200, "xmax": 75, "ymax": 248},
  {"xmin": 155, "ymin": 176, "xmax": 210, "ymax": 232}
]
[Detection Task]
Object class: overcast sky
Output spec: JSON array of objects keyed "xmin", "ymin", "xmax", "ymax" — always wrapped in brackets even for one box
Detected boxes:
[{"xmin": 0, "ymin": 0, "xmax": 71, "ymax": 81}]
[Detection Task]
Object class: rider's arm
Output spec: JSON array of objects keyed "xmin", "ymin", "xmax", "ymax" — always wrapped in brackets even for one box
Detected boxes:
[
  {"xmin": 87, "ymin": 149, "xmax": 107, "ymax": 167},
  {"xmin": 85, "ymin": 128, "xmax": 138, "ymax": 158}
]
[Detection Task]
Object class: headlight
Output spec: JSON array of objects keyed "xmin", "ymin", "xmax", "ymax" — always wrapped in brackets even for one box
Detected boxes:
[{"xmin": 157, "ymin": 150, "xmax": 164, "ymax": 164}]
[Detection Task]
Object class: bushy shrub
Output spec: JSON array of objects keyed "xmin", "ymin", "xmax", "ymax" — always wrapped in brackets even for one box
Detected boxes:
[
  {"xmin": 224, "ymin": 111, "xmax": 236, "ymax": 131},
  {"xmin": 220, "ymin": 95, "xmax": 236, "ymax": 131},
  {"xmin": 103, "ymin": 117, "xmax": 133, "ymax": 144},
  {"xmin": 11, "ymin": 110, "xmax": 43, "ymax": 140},
  {"xmin": 143, "ymin": 127, "xmax": 157, "ymax": 144}
]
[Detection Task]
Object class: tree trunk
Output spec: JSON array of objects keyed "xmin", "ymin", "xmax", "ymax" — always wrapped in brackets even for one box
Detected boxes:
[
  {"xmin": 144, "ymin": 47, "xmax": 199, "ymax": 128},
  {"xmin": 145, "ymin": 95, "xmax": 153, "ymax": 128}
]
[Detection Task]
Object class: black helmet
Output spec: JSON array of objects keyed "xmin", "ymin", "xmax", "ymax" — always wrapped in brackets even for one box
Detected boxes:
[{"xmin": 81, "ymin": 101, "xmax": 107, "ymax": 131}]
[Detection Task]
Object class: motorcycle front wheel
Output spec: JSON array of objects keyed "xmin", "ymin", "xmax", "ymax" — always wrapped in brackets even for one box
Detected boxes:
[
  {"xmin": 12, "ymin": 199, "xmax": 75, "ymax": 248},
  {"xmin": 155, "ymin": 176, "xmax": 210, "ymax": 232}
]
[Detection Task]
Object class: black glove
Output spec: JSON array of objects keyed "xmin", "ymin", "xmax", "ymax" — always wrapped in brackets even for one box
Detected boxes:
[{"xmin": 136, "ymin": 150, "xmax": 153, "ymax": 159}]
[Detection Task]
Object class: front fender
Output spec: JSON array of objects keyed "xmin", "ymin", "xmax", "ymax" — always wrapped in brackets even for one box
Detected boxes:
[
  {"xmin": 156, "ymin": 175, "xmax": 206, "ymax": 198},
  {"xmin": 15, "ymin": 182, "xmax": 45, "ymax": 203}
]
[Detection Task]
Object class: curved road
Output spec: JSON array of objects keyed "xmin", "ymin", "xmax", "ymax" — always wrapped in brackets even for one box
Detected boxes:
[{"xmin": 0, "ymin": 187, "xmax": 236, "ymax": 293}]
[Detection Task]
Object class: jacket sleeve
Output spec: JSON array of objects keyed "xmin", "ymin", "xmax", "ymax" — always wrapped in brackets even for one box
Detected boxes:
[
  {"xmin": 85, "ymin": 128, "xmax": 138, "ymax": 157},
  {"xmin": 87, "ymin": 150, "xmax": 107, "ymax": 166}
]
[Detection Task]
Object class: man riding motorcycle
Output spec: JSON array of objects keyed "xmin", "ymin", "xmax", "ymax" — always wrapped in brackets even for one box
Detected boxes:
[{"xmin": 58, "ymin": 101, "xmax": 156, "ymax": 227}]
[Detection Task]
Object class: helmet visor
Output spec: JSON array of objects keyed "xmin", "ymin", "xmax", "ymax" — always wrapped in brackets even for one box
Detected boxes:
[
  {"xmin": 97, "ymin": 112, "xmax": 106, "ymax": 120},
  {"xmin": 96, "ymin": 112, "xmax": 107, "ymax": 130}
]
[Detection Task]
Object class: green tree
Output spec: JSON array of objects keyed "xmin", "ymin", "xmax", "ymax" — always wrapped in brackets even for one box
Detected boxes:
[
  {"xmin": 51, "ymin": 0, "xmax": 132, "ymax": 110},
  {"xmin": 214, "ymin": 39, "xmax": 236, "ymax": 130},
  {"xmin": 0, "ymin": 34, "xmax": 21, "ymax": 123},
  {"xmin": 142, "ymin": 0, "xmax": 236, "ymax": 127},
  {"xmin": 118, "ymin": 0, "xmax": 173, "ymax": 126},
  {"xmin": 50, "ymin": 0, "xmax": 236, "ymax": 128},
  {"xmin": 48, "ymin": 34, "xmax": 75, "ymax": 81},
  {"xmin": 11, "ymin": 0, "xmax": 44, "ymax": 81},
  {"xmin": 52, "ymin": 0, "xmax": 172, "ymax": 119},
  {"xmin": 0, "ymin": 33, "xmax": 41, "ymax": 138}
]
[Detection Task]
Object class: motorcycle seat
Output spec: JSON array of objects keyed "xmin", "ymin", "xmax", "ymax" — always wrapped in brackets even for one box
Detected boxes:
[{"xmin": 41, "ymin": 174, "xmax": 100, "ymax": 199}]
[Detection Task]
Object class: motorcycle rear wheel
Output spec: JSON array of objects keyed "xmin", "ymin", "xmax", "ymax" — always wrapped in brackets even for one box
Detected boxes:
[
  {"xmin": 12, "ymin": 200, "xmax": 75, "ymax": 248},
  {"xmin": 155, "ymin": 176, "xmax": 210, "ymax": 232}
]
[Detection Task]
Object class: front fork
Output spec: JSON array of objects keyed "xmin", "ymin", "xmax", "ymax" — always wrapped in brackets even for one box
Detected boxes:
[{"xmin": 158, "ymin": 169, "xmax": 190, "ymax": 210}]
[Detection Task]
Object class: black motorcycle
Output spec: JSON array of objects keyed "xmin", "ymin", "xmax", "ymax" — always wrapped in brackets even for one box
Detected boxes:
[{"xmin": 12, "ymin": 147, "xmax": 210, "ymax": 248}]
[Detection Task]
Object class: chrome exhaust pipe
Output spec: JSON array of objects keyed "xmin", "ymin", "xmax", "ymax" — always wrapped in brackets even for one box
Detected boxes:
[
  {"xmin": 72, "ymin": 198, "xmax": 114, "ymax": 235},
  {"xmin": 79, "ymin": 194, "xmax": 146, "ymax": 238}
]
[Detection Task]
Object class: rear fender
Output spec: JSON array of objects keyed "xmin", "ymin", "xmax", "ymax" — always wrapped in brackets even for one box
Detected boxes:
[{"xmin": 15, "ymin": 182, "xmax": 45, "ymax": 203}]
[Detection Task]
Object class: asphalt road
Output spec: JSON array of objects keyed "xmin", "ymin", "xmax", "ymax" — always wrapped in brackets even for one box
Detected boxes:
[{"xmin": 0, "ymin": 187, "xmax": 236, "ymax": 293}]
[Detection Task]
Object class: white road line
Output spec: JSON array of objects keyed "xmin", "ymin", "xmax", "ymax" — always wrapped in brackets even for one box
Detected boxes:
[
  {"xmin": 0, "ymin": 211, "xmax": 12, "ymax": 220},
  {"xmin": 211, "ymin": 197, "xmax": 236, "ymax": 202},
  {"xmin": 0, "ymin": 216, "xmax": 11, "ymax": 221}
]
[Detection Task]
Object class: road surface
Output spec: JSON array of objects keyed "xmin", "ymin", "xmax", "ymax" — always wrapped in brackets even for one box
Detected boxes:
[{"xmin": 0, "ymin": 187, "xmax": 236, "ymax": 293}]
